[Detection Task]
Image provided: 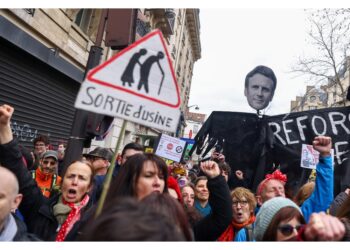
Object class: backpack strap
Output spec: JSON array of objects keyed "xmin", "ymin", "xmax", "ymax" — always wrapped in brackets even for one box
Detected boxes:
[
  {"xmin": 31, "ymin": 170, "xmax": 36, "ymax": 179},
  {"xmin": 245, "ymin": 224, "xmax": 254, "ymax": 241},
  {"xmin": 50, "ymin": 174, "xmax": 57, "ymax": 190}
]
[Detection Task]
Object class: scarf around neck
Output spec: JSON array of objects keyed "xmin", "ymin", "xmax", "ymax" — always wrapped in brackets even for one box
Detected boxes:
[
  {"xmin": 217, "ymin": 214, "xmax": 256, "ymax": 241},
  {"xmin": 0, "ymin": 214, "xmax": 17, "ymax": 241},
  {"xmin": 55, "ymin": 194, "xmax": 90, "ymax": 242}
]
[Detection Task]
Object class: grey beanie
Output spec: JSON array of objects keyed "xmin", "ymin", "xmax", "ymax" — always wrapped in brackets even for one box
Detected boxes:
[{"xmin": 253, "ymin": 197, "xmax": 301, "ymax": 241}]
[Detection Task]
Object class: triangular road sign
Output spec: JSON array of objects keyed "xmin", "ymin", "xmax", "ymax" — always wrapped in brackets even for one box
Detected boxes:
[
  {"xmin": 75, "ymin": 29, "xmax": 181, "ymax": 133},
  {"xmin": 87, "ymin": 29, "xmax": 180, "ymax": 108}
]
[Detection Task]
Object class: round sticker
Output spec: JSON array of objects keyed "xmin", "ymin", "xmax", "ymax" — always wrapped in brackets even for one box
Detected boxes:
[
  {"xmin": 175, "ymin": 146, "xmax": 183, "ymax": 153},
  {"xmin": 167, "ymin": 143, "xmax": 173, "ymax": 150}
]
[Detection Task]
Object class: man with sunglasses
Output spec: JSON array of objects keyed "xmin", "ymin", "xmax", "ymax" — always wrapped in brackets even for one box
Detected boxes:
[
  {"xmin": 84, "ymin": 147, "xmax": 113, "ymax": 176},
  {"xmin": 32, "ymin": 150, "xmax": 61, "ymax": 198}
]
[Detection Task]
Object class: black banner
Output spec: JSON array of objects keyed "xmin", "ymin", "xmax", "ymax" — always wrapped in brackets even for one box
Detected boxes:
[{"xmin": 190, "ymin": 106, "xmax": 350, "ymax": 195}]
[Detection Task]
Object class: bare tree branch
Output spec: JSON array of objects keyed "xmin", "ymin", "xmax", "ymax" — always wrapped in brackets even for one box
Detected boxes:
[{"xmin": 290, "ymin": 9, "xmax": 350, "ymax": 107}]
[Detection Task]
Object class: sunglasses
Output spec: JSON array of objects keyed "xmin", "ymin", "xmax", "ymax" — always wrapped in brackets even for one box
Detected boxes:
[{"xmin": 278, "ymin": 224, "xmax": 303, "ymax": 236}]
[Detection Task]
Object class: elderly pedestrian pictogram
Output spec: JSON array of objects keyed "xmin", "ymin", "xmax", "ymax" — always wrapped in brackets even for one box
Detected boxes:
[
  {"xmin": 75, "ymin": 29, "xmax": 181, "ymax": 133},
  {"xmin": 85, "ymin": 30, "xmax": 180, "ymax": 108}
]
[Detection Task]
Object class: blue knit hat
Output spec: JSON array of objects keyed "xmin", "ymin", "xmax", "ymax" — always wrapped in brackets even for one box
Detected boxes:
[{"xmin": 253, "ymin": 197, "xmax": 301, "ymax": 241}]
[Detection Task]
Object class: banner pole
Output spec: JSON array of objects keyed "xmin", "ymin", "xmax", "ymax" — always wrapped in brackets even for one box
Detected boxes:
[{"xmin": 95, "ymin": 119, "xmax": 127, "ymax": 218}]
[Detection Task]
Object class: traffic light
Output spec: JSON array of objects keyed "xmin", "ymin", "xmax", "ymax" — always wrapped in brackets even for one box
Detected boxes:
[{"xmin": 84, "ymin": 113, "xmax": 114, "ymax": 147}]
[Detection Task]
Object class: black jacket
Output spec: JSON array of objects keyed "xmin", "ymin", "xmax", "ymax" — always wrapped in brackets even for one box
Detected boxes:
[
  {"xmin": 193, "ymin": 175, "xmax": 232, "ymax": 241},
  {"xmin": 0, "ymin": 139, "xmax": 93, "ymax": 241},
  {"xmin": 13, "ymin": 214, "xmax": 41, "ymax": 241}
]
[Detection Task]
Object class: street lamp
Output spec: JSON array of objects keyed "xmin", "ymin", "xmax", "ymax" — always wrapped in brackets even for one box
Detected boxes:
[{"xmin": 187, "ymin": 104, "xmax": 199, "ymax": 110}]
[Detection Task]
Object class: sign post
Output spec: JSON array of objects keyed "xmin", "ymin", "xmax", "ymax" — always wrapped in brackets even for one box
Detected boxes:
[
  {"xmin": 75, "ymin": 30, "xmax": 181, "ymax": 133},
  {"xmin": 74, "ymin": 29, "xmax": 181, "ymax": 217}
]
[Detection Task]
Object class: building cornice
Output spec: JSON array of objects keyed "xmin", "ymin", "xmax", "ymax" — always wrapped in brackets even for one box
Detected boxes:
[{"xmin": 186, "ymin": 9, "xmax": 201, "ymax": 61}]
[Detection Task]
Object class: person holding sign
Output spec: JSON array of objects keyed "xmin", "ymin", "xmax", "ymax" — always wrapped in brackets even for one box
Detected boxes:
[
  {"xmin": 255, "ymin": 136, "xmax": 333, "ymax": 222},
  {"xmin": 235, "ymin": 135, "xmax": 334, "ymax": 241}
]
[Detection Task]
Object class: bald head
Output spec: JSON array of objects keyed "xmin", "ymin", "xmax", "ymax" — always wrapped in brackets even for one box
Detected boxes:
[
  {"xmin": 0, "ymin": 166, "xmax": 19, "ymax": 195},
  {"xmin": 0, "ymin": 166, "xmax": 23, "ymax": 232}
]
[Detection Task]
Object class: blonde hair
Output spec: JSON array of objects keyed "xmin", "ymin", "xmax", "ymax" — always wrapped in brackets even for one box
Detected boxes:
[
  {"xmin": 294, "ymin": 182, "xmax": 315, "ymax": 206},
  {"xmin": 231, "ymin": 187, "xmax": 257, "ymax": 212}
]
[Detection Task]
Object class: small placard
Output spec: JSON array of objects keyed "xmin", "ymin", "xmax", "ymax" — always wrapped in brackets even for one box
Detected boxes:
[{"xmin": 300, "ymin": 144, "xmax": 334, "ymax": 169}]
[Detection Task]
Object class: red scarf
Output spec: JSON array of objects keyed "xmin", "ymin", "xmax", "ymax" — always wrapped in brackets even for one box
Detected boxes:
[
  {"xmin": 55, "ymin": 194, "xmax": 90, "ymax": 241},
  {"xmin": 217, "ymin": 215, "xmax": 256, "ymax": 241}
]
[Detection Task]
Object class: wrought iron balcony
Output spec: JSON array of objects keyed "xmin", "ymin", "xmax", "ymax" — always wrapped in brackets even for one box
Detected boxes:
[
  {"xmin": 146, "ymin": 9, "xmax": 175, "ymax": 36},
  {"xmin": 24, "ymin": 9, "xmax": 35, "ymax": 17},
  {"xmin": 136, "ymin": 19, "xmax": 151, "ymax": 37}
]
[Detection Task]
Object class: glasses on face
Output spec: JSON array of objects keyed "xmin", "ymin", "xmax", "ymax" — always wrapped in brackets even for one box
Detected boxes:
[
  {"xmin": 278, "ymin": 224, "xmax": 303, "ymax": 236},
  {"xmin": 43, "ymin": 160, "xmax": 57, "ymax": 165},
  {"xmin": 232, "ymin": 200, "xmax": 249, "ymax": 207},
  {"xmin": 88, "ymin": 156, "xmax": 104, "ymax": 162}
]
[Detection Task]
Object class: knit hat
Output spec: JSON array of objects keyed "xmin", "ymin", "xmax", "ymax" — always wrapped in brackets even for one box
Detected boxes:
[{"xmin": 253, "ymin": 197, "xmax": 301, "ymax": 241}]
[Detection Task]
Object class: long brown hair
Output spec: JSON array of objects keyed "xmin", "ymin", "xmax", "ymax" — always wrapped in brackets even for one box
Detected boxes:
[
  {"xmin": 141, "ymin": 193, "xmax": 193, "ymax": 241},
  {"xmin": 106, "ymin": 153, "xmax": 168, "ymax": 201},
  {"xmin": 262, "ymin": 206, "xmax": 305, "ymax": 241}
]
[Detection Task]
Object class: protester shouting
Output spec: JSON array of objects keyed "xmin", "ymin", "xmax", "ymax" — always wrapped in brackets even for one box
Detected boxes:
[{"xmin": 0, "ymin": 104, "xmax": 95, "ymax": 241}]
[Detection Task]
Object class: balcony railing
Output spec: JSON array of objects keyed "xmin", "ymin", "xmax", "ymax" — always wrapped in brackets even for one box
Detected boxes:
[
  {"xmin": 24, "ymin": 9, "xmax": 35, "ymax": 17},
  {"xmin": 136, "ymin": 19, "xmax": 151, "ymax": 37}
]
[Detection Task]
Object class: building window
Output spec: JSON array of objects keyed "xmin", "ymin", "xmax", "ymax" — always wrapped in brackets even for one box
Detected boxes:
[
  {"xmin": 182, "ymin": 35, "xmax": 186, "ymax": 47},
  {"xmin": 24, "ymin": 9, "xmax": 35, "ymax": 17},
  {"xmin": 309, "ymin": 96, "xmax": 317, "ymax": 102},
  {"xmin": 193, "ymin": 125, "xmax": 199, "ymax": 134},
  {"xmin": 136, "ymin": 19, "xmax": 151, "ymax": 37},
  {"xmin": 171, "ymin": 46, "xmax": 176, "ymax": 59},
  {"xmin": 177, "ymin": 68, "xmax": 181, "ymax": 79},
  {"xmin": 74, "ymin": 9, "xmax": 94, "ymax": 34}
]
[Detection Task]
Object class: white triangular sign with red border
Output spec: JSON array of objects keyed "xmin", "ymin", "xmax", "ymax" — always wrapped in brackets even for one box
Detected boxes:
[{"xmin": 75, "ymin": 30, "xmax": 181, "ymax": 133}]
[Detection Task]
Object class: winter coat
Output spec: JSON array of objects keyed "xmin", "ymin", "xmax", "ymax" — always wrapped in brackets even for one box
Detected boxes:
[
  {"xmin": 193, "ymin": 175, "xmax": 232, "ymax": 241},
  {"xmin": 0, "ymin": 139, "xmax": 93, "ymax": 241},
  {"xmin": 13, "ymin": 214, "xmax": 41, "ymax": 241},
  {"xmin": 300, "ymin": 155, "xmax": 333, "ymax": 223},
  {"xmin": 235, "ymin": 155, "xmax": 333, "ymax": 241}
]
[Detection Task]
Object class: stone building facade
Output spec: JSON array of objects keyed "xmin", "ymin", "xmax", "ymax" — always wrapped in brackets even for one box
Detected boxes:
[{"xmin": 0, "ymin": 8, "xmax": 201, "ymax": 153}]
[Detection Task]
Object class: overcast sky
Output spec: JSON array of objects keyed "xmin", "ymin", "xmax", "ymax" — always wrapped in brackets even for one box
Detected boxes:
[{"xmin": 189, "ymin": 9, "xmax": 316, "ymax": 117}]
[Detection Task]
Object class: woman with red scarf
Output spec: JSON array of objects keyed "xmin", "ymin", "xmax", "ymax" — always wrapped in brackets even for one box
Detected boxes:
[
  {"xmin": 0, "ymin": 104, "xmax": 95, "ymax": 241},
  {"xmin": 218, "ymin": 187, "xmax": 256, "ymax": 241}
]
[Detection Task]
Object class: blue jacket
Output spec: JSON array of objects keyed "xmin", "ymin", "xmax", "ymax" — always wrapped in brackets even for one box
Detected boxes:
[
  {"xmin": 235, "ymin": 155, "xmax": 333, "ymax": 241},
  {"xmin": 300, "ymin": 155, "xmax": 333, "ymax": 223}
]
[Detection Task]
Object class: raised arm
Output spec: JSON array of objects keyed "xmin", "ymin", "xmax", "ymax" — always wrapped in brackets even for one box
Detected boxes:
[
  {"xmin": 0, "ymin": 104, "xmax": 14, "ymax": 144},
  {"xmin": 301, "ymin": 136, "xmax": 333, "ymax": 222},
  {"xmin": 0, "ymin": 104, "xmax": 45, "ymax": 228},
  {"xmin": 193, "ymin": 160, "xmax": 232, "ymax": 241}
]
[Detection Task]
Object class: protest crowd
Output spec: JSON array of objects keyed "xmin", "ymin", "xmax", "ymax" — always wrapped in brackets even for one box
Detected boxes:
[{"xmin": 1, "ymin": 103, "xmax": 350, "ymax": 242}]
